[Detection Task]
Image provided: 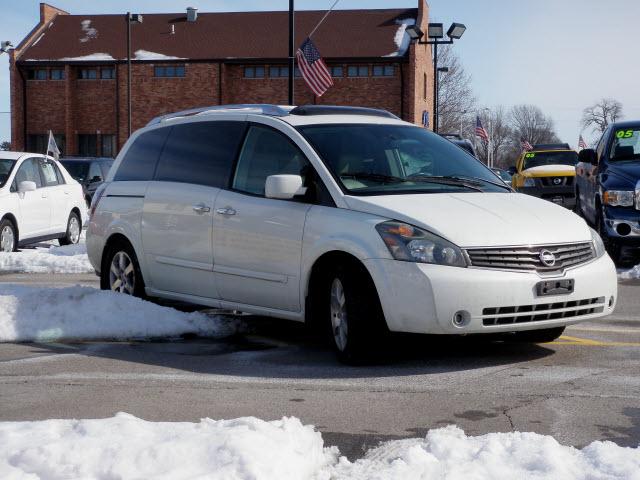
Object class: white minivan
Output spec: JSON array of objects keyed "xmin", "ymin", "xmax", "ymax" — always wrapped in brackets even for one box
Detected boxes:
[
  {"xmin": 87, "ymin": 105, "xmax": 617, "ymax": 362},
  {"xmin": 0, "ymin": 152, "xmax": 86, "ymax": 252}
]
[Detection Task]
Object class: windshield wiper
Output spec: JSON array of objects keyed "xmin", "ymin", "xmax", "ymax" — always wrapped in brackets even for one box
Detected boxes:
[
  {"xmin": 405, "ymin": 174, "xmax": 485, "ymax": 192},
  {"xmin": 445, "ymin": 174, "xmax": 512, "ymax": 190},
  {"xmin": 341, "ymin": 172, "xmax": 406, "ymax": 184}
]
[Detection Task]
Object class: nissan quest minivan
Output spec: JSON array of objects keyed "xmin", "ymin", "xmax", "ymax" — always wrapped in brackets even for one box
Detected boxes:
[{"xmin": 87, "ymin": 105, "xmax": 617, "ymax": 362}]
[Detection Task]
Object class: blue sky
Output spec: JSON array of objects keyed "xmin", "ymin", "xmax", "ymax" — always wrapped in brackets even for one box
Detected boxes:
[{"xmin": 1, "ymin": 0, "xmax": 639, "ymax": 149}]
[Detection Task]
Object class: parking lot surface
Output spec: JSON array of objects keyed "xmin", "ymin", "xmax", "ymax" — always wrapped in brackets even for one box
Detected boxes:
[{"xmin": 0, "ymin": 273, "xmax": 639, "ymax": 460}]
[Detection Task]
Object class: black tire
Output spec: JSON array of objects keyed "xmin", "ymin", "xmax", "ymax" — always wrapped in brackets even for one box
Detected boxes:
[
  {"xmin": 100, "ymin": 239, "xmax": 146, "ymax": 298},
  {"xmin": 58, "ymin": 211, "xmax": 82, "ymax": 246},
  {"xmin": 321, "ymin": 263, "xmax": 387, "ymax": 364},
  {"xmin": 597, "ymin": 207, "xmax": 622, "ymax": 264},
  {"xmin": 0, "ymin": 218, "xmax": 18, "ymax": 253},
  {"xmin": 511, "ymin": 326, "xmax": 565, "ymax": 343}
]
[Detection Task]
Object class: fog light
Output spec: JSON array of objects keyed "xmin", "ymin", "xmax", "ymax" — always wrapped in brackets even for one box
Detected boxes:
[
  {"xmin": 616, "ymin": 223, "xmax": 631, "ymax": 236},
  {"xmin": 452, "ymin": 310, "xmax": 470, "ymax": 327}
]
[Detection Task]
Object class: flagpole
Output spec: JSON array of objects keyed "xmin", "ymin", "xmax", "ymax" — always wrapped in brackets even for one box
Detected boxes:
[
  {"xmin": 308, "ymin": 0, "xmax": 340, "ymax": 39},
  {"xmin": 288, "ymin": 0, "xmax": 295, "ymax": 105}
]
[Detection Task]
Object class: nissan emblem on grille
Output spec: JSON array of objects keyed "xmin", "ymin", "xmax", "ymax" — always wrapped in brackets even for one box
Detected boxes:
[
  {"xmin": 539, "ymin": 250, "xmax": 556, "ymax": 267},
  {"xmin": 553, "ymin": 177, "xmax": 562, "ymax": 185}
]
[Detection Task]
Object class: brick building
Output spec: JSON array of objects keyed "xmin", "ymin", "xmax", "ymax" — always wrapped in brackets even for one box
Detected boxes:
[{"xmin": 10, "ymin": 2, "xmax": 434, "ymax": 156}]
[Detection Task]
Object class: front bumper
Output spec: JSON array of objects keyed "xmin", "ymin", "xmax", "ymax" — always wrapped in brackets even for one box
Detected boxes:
[
  {"xmin": 364, "ymin": 254, "xmax": 617, "ymax": 335},
  {"xmin": 602, "ymin": 206, "xmax": 640, "ymax": 245},
  {"xmin": 517, "ymin": 185, "xmax": 576, "ymax": 208}
]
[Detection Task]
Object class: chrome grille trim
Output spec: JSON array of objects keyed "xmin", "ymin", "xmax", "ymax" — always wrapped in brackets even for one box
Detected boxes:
[
  {"xmin": 465, "ymin": 242, "xmax": 595, "ymax": 274},
  {"xmin": 482, "ymin": 297, "xmax": 606, "ymax": 326}
]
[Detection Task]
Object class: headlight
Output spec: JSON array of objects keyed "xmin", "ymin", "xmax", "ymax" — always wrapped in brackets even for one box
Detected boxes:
[
  {"xmin": 590, "ymin": 227, "xmax": 606, "ymax": 258},
  {"xmin": 375, "ymin": 221, "xmax": 467, "ymax": 267},
  {"xmin": 523, "ymin": 177, "xmax": 536, "ymax": 187},
  {"xmin": 603, "ymin": 190, "xmax": 635, "ymax": 207}
]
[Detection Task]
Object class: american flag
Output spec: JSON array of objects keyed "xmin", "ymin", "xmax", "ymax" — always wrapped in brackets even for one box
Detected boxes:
[
  {"xmin": 296, "ymin": 38, "xmax": 333, "ymax": 97},
  {"xmin": 521, "ymin": 137, "xmax": 533, "ymax": 151},
  {"xmin": 578, "ymin": 135, "xmax": 587, "ymax": 150},
  {"xmin": 475, "ymin": 116, "xmax": 489, "ymax": 143}
]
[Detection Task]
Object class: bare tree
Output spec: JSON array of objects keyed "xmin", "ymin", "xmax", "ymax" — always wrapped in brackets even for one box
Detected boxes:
[
  {"xmin": 0, "ymin": 141, "xmax": 10, "ymax": 151},
  {"xmin": 474, "ymin": 107, "xmax": 512, "ymax": 168},
  {"xmin": 436, "ymin": 45, "xmax": 476, "ymax": 137},
  {"xmin": 581, "ymin": 98, "xmax": 624, "ymax": 134}
]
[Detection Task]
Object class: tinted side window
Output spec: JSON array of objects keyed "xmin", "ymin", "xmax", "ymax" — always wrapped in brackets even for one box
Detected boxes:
[
  {"xmin": 88, "ymin": 162, "xmax": 103, "ymax": 182},
  {"xmin": 40, "ymin": 159, "xmax": 60, "ymax": 187},
  {"xmin": 233, "ymin": 125, "xmax": 310, "ymax": 196},
  {"xmin": 155, "ymin": 121, "xmax": 245, "ymax": 188},
  {"xmin": 114, "ymin": 128, "xmax": 170, "ymax": 181}
]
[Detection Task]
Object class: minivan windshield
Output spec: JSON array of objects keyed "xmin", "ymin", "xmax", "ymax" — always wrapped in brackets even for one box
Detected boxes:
[
  {"xmin": 298, "ymin": 124, "xmax": 509, "ymax": 195},
  {"xmin": 0, "ymin": 159, "xmax": 16, "ymax": 188}
]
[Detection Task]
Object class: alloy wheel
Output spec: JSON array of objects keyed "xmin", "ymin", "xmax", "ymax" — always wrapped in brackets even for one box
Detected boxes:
[
  {"xmin": 68, "ymin": 216, "xmax": 80, "ymax": 244},
  {"xmin": 0, "ymin": 225, "xmax": 14, "ymax": 253},
  {"xmin": 109, "ymin": 251, "xmax": 136, "ymax": 295},
  {"xmin": 330, "ymin": 278, "xmax": 348, "ymax": 352}
]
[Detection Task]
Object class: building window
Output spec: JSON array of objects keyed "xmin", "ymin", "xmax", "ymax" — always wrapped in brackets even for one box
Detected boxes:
[
  {"xmin": 269, "ymin": 66, "xmax": 289, "ymax": 78},
  {"xmin": 154, "ymin": 65, "xmax": 185, "ymax": 78},
  {"xmin": 373, "ymin": 65, "xmax": 395, "ymax": 77},
  {"xmin": 243, "ymin": 66, "xmax": 265, "ymax": 79},
  {"xmin": 330, "ymin": 66, "xmax": 343, "ymax": 78},
  {"xmin": 50, "ymin": 69, "xmax": 65, "ymax": 80},
  {"xmin": 79, "ymin": 68, "xmax": 98, "ymax": 80},
  {"xmin": 78, "ymin": 134, "xmax": 98, "ymax": 157},
  {"xmin": 27, "ymin": 69, "xmax": 47, "ymax": 80},
  {"xmin": 101, "ymin": 67, "xmax": 115, "ymax": 79},
  {"xmin": 26, "ymin": 134, "xmax": 64, "ymax": 155},
  {"xmin": 101, "ymin": 134, "xmax": 116, "ymax": 158},
  {"xmin": 347, "ymin": 65, "xmax": 369, "ymax": 77},
  {"xmin": 294, "ymin": 67, "xmax": 302, "ymax": 78}
]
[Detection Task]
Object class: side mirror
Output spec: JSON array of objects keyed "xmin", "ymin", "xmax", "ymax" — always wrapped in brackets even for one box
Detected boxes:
[
  {"xmin": 507, "ymin": 166, "xmax": 517, "ymax": 175},
  {"xmin": 89, "ymin": 175, "xmax": 102, "ymax": 184},
  {"xmin": 265, "ymin": 174, "xmax": 306, "ymax": 200},
  {"xmin": 578, "ymin": 148, "xmax": 598, "ymax": 166},
  {"xmin": 18, "ymin": 181, "xmax": 37, "ymax": 193}
]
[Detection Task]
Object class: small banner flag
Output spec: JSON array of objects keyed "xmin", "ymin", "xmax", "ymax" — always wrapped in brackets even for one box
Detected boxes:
[
  {"xmin": 520, "ymin": 137, "xmax": 533, "ymax": 151},
  {"xmin": 47, "ymin": 130, "xmax": 60, "ymax": 160},
  {"xmin": 578, "ymin": 135, "xmax": 587, "ymax": 150}
]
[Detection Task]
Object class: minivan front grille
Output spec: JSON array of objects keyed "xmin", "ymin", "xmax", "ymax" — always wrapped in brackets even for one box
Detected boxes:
[
  {"xmin": 482, "ymin": 297, "xmax": 605, "ymax": 326},
  {"xmin": 465, "ymin": 242, "xmax": 595, "ymax": 274}
]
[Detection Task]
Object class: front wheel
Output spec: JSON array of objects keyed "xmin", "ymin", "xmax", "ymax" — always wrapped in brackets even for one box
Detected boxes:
[
  {"xmin": 58, "ymin": 212, "xmax": 81, "ymax": 246},
  {"xmin": 0, "ymin": 219, "xmax": 17, "ymax": 253},
  {"xmin": 101, "ymin": 241, "xmax": 146, "ymax": 297},
  {"xmin": 511, "ymin": 326, "xmax": 565, "ymax": 343}
]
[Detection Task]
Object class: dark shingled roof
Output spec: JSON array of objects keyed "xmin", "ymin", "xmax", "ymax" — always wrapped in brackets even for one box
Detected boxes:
[{"xmin": 20, "ymin": 8, "xmax": 417, "ymax": 62}]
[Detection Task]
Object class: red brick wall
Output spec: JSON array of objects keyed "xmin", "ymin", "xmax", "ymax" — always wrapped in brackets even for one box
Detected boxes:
[{"xmin": 405, "ymin": 0, "xmax": 434, "ymax": 128}]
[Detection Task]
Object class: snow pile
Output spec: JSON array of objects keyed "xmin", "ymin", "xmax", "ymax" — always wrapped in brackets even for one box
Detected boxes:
[
  {"xmin": 0, "ymin": 413, "xmax": 337, "ymax": 480},
  {"xmin": 60, "ymin": 53, "xmax": 115, "ymax": 61},
  {"xmin": 619, "ymin": 264, "xmax": 640, "ymax": 280},
  {"xmin": 331, "ymin": 425, "xmax": 640, "ymax": 479},
  {"xmin": 0, "ymin": 418, "xmax": 639, "ymax": 480},
  {"xmin": 0, "ymin": 285, "xmax": 236, "ymax": 342},
  {"xmin": 135, "ymin": 49, "xmax": 185, "ymax": 60},
  {"xmin": 385, "ymin": 18, "xmax": 416, "ymax": 57},
  {"xmin": 0, "ymin": 243, "xmax": 93, "ymax": 274},
  {"xmin": 79, "ymin": 19, "xmax": 98, "ymax": 43}
]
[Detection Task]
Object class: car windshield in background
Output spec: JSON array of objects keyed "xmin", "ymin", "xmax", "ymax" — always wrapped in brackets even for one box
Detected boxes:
[
  {"xmin": 523, "ymin": 151, "xmax": 578, "ymax": 170},
  {"xmin": 298, "ymin": 124, "xmax": 508, "ymax": 195},
  {"xmin": 610, "ymin": 127, "xmax": 640, "ymax": 161},
  {"xmin": 0, "ymin": 159, "xmax": 16, "ymax": 188},
  {"xmin": 60, "ymin": 161, "xmax": 89, "ymax": 182}
]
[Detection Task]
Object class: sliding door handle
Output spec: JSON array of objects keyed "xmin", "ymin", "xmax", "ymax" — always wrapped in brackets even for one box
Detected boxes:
[{"xmin": 215, "ymin": 207, "xmax": 236, "ymax": 216}]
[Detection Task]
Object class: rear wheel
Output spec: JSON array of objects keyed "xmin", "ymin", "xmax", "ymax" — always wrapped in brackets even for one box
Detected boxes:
[
  {"xmin": 101, "ymin": 240, "xmax": 146, "ymax": 297},
  {"xmin": 58, "ymin": 212, "xmax": 81, "ymax": 246},
  {"xmin": 511, "ymin": 326, "xmax": 565, "ymax": 343},
  {"xmin": 0, "ymin": 219, "xmax": 17, "ymax": 253},
  {"xmin": 322, "ymin": 263, "xmax": 387, "ymax": 364}
]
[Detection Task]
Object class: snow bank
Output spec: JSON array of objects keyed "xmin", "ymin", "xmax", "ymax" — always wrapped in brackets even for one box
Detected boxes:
[
  {"xmin": 331, "ymin": 425, "xmax": 640, "ymax": 479},
  {"xmin": 619, "ymin": 264, "xmax": 640, "ymax": 280},
  {"xmin": 134, "ymin": 49, "xmax": 185, "ymax": 60},
  {"xmin": 385, "ymin": 18, "xmax": 416, "ymax": 57},
  {"xmin": 0, "ymin": 419, "xmax": 638, "ymax": 480},
  {"xmin": 0, "ymin": 243, "xmax": 93, "ymax": 274},
  {"xmin": 0, "ymin": 413, "xmax": 337, "ymax": 480},
  {"xmin": 0, "ymin": 285, "xmax": 236, "ymax": 342}
]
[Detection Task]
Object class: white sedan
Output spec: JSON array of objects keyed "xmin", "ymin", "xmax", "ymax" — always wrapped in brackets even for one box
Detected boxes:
[{"xmin": 0, "ymin": 152, "xmax": 87, "ymax": 252}]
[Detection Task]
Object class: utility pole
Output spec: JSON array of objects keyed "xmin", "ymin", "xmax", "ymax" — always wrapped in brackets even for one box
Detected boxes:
[{"xmin": 288, "ymin": 0, "xmax": 295, "ymax": 105}]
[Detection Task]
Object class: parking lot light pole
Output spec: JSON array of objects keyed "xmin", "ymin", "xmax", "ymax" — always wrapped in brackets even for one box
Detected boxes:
[
  {"xmin": 405, "ymin": 23, "xmax": 466, "ymax": 134},
  {"xmin": 126, "ymin": 13, "xmax": 143, "ymax": 139}
]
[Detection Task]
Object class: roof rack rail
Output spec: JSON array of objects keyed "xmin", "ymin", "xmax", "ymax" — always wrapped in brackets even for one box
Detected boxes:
[
  {"xmin": 289, "ymin": 105, "xmax": 399, "ymax": 119},
  {"xmin": 146, "ymin": 104, "xmax": 293, "ymax": 126},
  {"xmin": 531, "ymin": 143, "xmax": 571, "ymax": 150}
]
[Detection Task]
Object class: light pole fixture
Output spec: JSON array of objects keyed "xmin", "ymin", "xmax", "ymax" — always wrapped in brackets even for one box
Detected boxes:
[
  {"xmin": 0, "ymin": 41, "xmax": 14, "ymax": 55},
  {"xmin": 405, "ymin": 22, "xmax": 466, "ymax": 134},
  {"xmin": 126, "ymin": 13, "xmax": 143, "ymax": 139}
]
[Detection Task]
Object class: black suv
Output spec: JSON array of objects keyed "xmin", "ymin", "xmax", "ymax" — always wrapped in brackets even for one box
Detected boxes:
[
  {"xmin": 60, "ymin": 157, "xmax": 114, "ymax": 205},
  {"xmin": 575, "ymin": 120, "xmax": 640, "ymax": 262}
]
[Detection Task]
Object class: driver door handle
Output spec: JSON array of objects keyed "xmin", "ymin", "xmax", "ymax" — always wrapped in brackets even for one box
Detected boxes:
[
  {"xmin": 192, "ymin": 203, "xmax": 211, "ymax": 214},
  {"xmin": 215, "ymin": 207, "xmax": 236, "ymax": 216}
]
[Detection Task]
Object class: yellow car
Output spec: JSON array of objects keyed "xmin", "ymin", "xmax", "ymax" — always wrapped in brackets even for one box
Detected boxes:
[{"xmin": 510, "ymin": 143, "xmax": 579, "ymax": 208}]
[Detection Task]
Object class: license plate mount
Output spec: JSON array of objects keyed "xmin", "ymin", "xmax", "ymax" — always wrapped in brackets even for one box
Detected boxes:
[{"xmin": 536, "ymin": 279, "xmax": 574, "ymax": 296}]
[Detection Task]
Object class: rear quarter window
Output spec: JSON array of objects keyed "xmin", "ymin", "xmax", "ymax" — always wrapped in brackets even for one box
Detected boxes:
[{"xmin": 114, "ymin": 128, "xmax": 170, "ymax": 181}]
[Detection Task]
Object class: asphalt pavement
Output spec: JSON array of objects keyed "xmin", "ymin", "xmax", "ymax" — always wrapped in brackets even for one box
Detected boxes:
[{"xmin": 1, "ymin": 273, "xmax": 639, "ymax": 460}]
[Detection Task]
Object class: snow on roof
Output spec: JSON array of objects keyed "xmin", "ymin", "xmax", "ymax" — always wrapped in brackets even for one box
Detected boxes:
[
  {"xmin": 59, "ymin": 53, "xmax": 115, "ymax": 61},
  {"xmin": 79, "ymin": 19, "xmax": 98, "ymax": 43},
  {"xmin": 384, "ymin": 18, "xmax": 416, "ymax": 57},
  {"xmin": 134, "ymin": 49, "xmax": 185, "ymax": 60}
]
